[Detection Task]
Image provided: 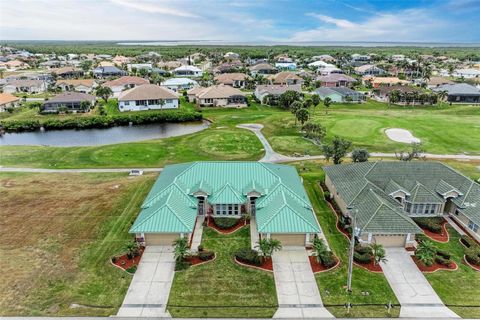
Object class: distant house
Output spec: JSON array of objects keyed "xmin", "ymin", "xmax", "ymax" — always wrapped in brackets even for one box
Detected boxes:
[
  {"xmin": 42, "ymin": 92, "xmax": 96, "ymax": 113},
  {"xmin": 3, "ymin": 80, "xmax": 47, "ymax": 94},
  {"xmin": 372, "ymin": 85, "xmax": 423, "ymax": 103},
  {"xmin": 93, "ymin": 66, "xmax": 127, "ymax": 78},
  {"xmin": 112, "ymin": 55, "xmax": 131, "ymax": 66},
  {"xmin": 249, "ymin": 63, "xmax": 277, "ymax": 76},
  {"xmin": 0, "ymin": 93, "xmax": 21, "ymax": 112},
  {"xmin": 56, "ymin": 79, "xmax": 97, "ymax": 93},
  {"xmin": 214, "ymin": 73, "xmax": 248, "ymax": 88},
  {"xmin": 254, "ymin": 84, "xmax": 302, "ymax": 103},
  {"xmin": 314, "ymin": 87, "xmax": 364, "ymax": 103},
  {"xmin": 448, "ymin": 68, "xmax": 480, "ymax": 79},
  {"xmin": 118, "ymin": 84, "xmax": 179, "ymax": 112},
  {"xmin": 363, "ymin": 76, "xmax": 409, "ymax": 88},
  {"xmin": 213, "ymin": 61, "xmax": 243, "ymax": 74},
  {"xmin": 308, "ymin": 60, "xmax": 334, "ymax": 69},
  {"xmin": 355, "ymin": 64, "xmax": 386, "ymax": 76},
  {"xmin": 316, "ymin": 74, "xmax": 356, "ymax": 87},
  {"xmin": 51, "ymin": 67, "xmax": 84, "ymax": 79},
  {"xmin": 350, "ymin": 54, "xmax": 371, "ymax": 66},
  {"xmin": 103, "ymin": 76, "xmax": 150, "ymax": 97},
  {"xmin": 426, "ymin": 77, "xmax": 454, "ymax": 89},
  {"xmin": 0, "ymin": 60, "xmax": 29, "ymax": 71},
  {"xmin": 187, "ymin": 84, "xmax": 247, "ymax": 107},
  {"xmin": 432, "ymin": 83, "xmax": 480, "ymax": 104},
  {"xmin": 274, "ymin": 54, "xmax": 293, "ymax": 63},
  {"xmin": 311, "ymin": 54, "xmax": 335, "ymax": 62},
  {"xmin": 172, "ymin": 65, "xmax": 202, "ymax": 77},
  {"xmin": 275, "ymin": 62, "xmax": 297, "ymax": 71},
  {"xmin": 224, "ymin": 52, "xmax": 240, "ymax": 60},
  {"xmin": 161, "ymin": 78, "xmax": 198, "ymax": 93},
  {"xmin": 268, "ymin": 71, "xmax": 304, "ymax": 85}
]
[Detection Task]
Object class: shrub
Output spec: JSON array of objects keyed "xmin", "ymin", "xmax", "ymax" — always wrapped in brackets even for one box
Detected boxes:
[
  {"xmin": 213, "ymin": 217, "xmax": 239, "ymax": 229},
  {"xmin": 197, "ymin": 245, "xmax": 204, "ymax": 252},
  {"xmin": 354, "ymin": 252, "xmax": 372, "ymax": 264},
  {"xmin": 235, "ymin": 247, "xmax": 261, "ymax": 266},
  {"xmin": 413, "ymin": 217, "xmax": 443, "ymax": 234},
  {"xmin": 435, "ymin": 256, "xmax": 452, "ymax": 267},
  {"xmin": 320, "ymin": 251, "xmax": 336, "ymax": 268},
  {"xmin": 465, "ymin": 248, "xmax": 480, "ymax": 266},
  {"xmin": 126, "ymin": 265, "xmax": 137, "ymax": 273},
  {"xmin": 111, "ymin": 256, "xmax": 117, "ymax": 263},
  {"xmin": 198, "ymin": 250, "xmax": 214, "ymax": 261},
  {"xmin": 436, "ymin": 249, "xmax": 451, "ymax": 260},
  {"xmin": 355, "ymin": 245, "xmax": 372, "ymax": 255},
  {"xmin": 323, "ymin": 191, "xmax": 330, "ymax": 200},
  {"xmin": 175, "ymin": 260, "xmax": 192, "ymax": 271},
  {"xmin": 461, "ymin": 235, "xmax": 477, "ymax": 248}
]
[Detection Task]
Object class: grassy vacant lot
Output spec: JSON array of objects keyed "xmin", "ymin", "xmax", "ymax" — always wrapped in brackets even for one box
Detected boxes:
[
  {"xmin": 301, "ymin": 169, "xmax": 400, "ymax": 318},
  {"xmin": 168, "ymin": 227, "xmax": 277, "ymax": 318},
  {"xmin": 0, "ymin": 172, "xmax": 156, "ymax": 316},
  {"xmin": 424, "ymin": 226, "xmax": 480, "ymax": 318},
  {"xmin": 2, "ymin": 100, "xmax": 480, "ymax": 168}
]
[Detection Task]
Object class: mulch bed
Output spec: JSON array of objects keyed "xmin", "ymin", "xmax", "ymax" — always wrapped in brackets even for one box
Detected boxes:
[
  {"xmin": 308, "ymin": 255, "xmax": 340, "ymax": 273},
  {"xmin": 207, "ymin": 218, "xmax": 249, "ymax": 234},
  {"xmin": 450, "ymin": 218, "xmax": 480, "ymax": 246},
  {"xmin": 353, "ymin": 259, "xmax": 383, "ymax": 273},
  {"xmin": 411, "ymin": 256, "xmax": 458, "ymax": 273},
  {"xmin": 463, "ymin": 256, "xmax": 480, "ymax": 272},
  {"xmin": 234, "ymin": 257, "xmax": 273, "ymax": 272},
  {"xmin": 185, "ymin": 252, "xmax": 216, "ymax": 266},
  {"xmin": 325, "ymin": 200, "xmax": 350, "ymax": 239},
  {"xmin": 421, "ymin": 220, "xmax": 449, "ymax": 243},
  {"xmin": 111, "ymin": 247, "xmax": 145, "ymax": 272}
]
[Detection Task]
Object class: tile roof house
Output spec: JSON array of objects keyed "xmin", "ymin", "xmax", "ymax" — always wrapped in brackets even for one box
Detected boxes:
[
  {"xmin": 254, "ymin": 84, "xmax": 302, "ymax": 103},
  {"xmin": 42, "ymin": 92, "xmax": 96, "ymax": 113},
  {"xmin": 55, "ymin": 79, "xmax": 97, "ymax": 94},
  {"xmin": 362, "ymin": 76, "xmax": 409, "ymax": 88},
  {"xmin": 432, "ymin": 83, "xmax": 480, "ymax": 104},
  {"xmin": 187, "ymin": 84, "xmax": 247, "ymax": 108},
  {"xmin": 130, "ymin": 162, "xmax": 322, "ymax": 246},
  {"xmin": 0, "ymin": 93, "xmax": 21, "ymax": 112},
  {"xmin": 324, "ymin": 161, "xmax": 480, "ymax": 246},
  {"xmin": 172, "ymin": 65, "xmax": 202, "ymax": 77},
  {"xmin": 161, "ymin": 77, "xmax": 198, "ymax": 93},
  {"xmin": 51, "ymin": 67, "xmax": 84, "ymax": 79},
  {"xmin": 3, "ymin": 79, "xmax": 47, "ymax": 94},
  {"xmin": 426, "ymin": 77, "xmax": 454, "ymax": 89},
  {"xmin": 314, "ymin": 87, "xmax": 364, "ymax": 103},
  {"xmin": 268, "ymin": 71, "xmax": 304, "ymax": 85},
  {"xmin": 354, "ymin": 64, "xmax": 386, "ymax": 76},
  {"xmin": 93, "ymin": 66, "xmax": 127, "ymax": 78},
  {"xmin": 118, "ymin": 84, "xmax": 179, "ymax": 112},
  {"xmin": 316, "ymin": 74, "xmax": 357, "ymax": 87},
  {"xmin": 249, "ymin": 63, "xmax": 277, "ymax": 76},
  {"xmin": 214, "ymin": 73, "xmax": 248, "ymax": 88},
  {"xmin": 103, "ymin": 76, "xmax": 150, "ymax": 97}
]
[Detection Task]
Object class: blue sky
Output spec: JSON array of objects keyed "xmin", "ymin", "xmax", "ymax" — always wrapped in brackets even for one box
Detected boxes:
[{"xmin": 1, "ymin": 0, "xmax": 479, "ymax": 42}]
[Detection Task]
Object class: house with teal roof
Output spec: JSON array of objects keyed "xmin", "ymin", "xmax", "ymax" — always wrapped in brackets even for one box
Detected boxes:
[
  {"xmin": 130, "ymin": 161, "xmax": 322, "ymax": 246},
  {"xmin": 324, "ymin": 161, "xmax": 480, "ymax": 247}
]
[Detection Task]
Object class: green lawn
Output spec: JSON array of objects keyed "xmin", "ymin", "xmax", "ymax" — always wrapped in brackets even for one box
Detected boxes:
[
  {"xmin": 424, "ymin": 226, "xmax": 480, "ymax": 318},
  {"xmin": 301, "ymin": 169, "xmax": 400, "ymax": 318},
  {"xmin": 167, "ymin": 227, "xmax": 277, "ymax": 318}
]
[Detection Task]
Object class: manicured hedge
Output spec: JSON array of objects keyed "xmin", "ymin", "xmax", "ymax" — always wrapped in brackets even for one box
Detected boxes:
[
  {"xmin": 413, "ymin": 217, "xmax": 443, "ymax": 234},
  {"xmin": 436, "ymin": 249, "xmax": 451, "ymax": 260},
  {"xmin": 1, "ymin": 110, "xmax": 203, "ymax": 132},
  {"xmin": 319, "ymin": 251, "xmax": 336, "ymax": 268},
  {"xmin": 198, "ymin": 250, "xmax": 214, "ymax": 261},
  {"xmin": 465, "ymin": 248, "xmax": 480, "ymax": 265},
  {"xmin": 435, "ymin": 256, "xmax": 452, "ymax": 266},
  {"xmin": 461, "ymin": 234, "xmax": 477, "ymax": 248},
  {"xmin": 235, "ymin": 247, "xmax": 261, "ymax": 266},
  {"xmin": 213, "ymin": 217, "xmax": 239, "ymax": 230},
  {"xmin": 354, "ymin": 252, "xmax": 372, "ymax": 264}
]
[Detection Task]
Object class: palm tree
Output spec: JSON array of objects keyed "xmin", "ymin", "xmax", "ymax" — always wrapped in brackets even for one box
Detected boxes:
[
  {"xmin": 312, "ymin": 238, "xmax": 329, "ymax": 264},
  {"xmin": 369, "ymin": 243, "xmax": 387, "ymax": 265},
  {"xmin": 290, "ymin": 101, "xmax": 303, "ymax": 125},
  {"xmin": 437, "ymin": 90, "xmax": 448, "ymax": 104},
  {"xmin": 415, "ymin": 239, "xmax": 436, "ymax": 266},
  {"xmin": 124, "ymin": 240, "xmax": 140, "ymax": 259},
  {"xmin": 255, "ymin": 238, "xmax": 282, "ymax": 262},
  {"xmin": 323, "ymin": 97, "xmax": 332, "ymax": 115},
  {"xmin": 173, "ymin": 237, "xmax": 190, "ymax": 262}
]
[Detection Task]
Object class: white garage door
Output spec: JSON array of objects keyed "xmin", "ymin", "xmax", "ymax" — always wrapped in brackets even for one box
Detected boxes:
[
  {"xmin": 272, "ymin": 234, "xmax": 306, "ymax": 246},
  {"xmin": 145, "ymin": 233, "xmax": 180, "ymax": 246},
  {"xmin": 374, "ymin": 234, "xmax": 407, "ymax": 247}
]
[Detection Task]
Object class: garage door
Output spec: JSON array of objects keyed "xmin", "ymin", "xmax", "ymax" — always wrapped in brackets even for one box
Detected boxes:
[
  {"xmin": 145, "ymin": 233, "xmax": 180, "ymax": 246},
  {"xmin": 272, "ymin": 234, "xmax": 305, "ymax": 246},
  {"xmin": 374, "ymin": 234, "xmax": 406, "ymax": 247}
]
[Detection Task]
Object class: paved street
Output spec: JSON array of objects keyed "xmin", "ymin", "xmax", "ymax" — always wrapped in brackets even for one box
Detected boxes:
[
  {"xmin": 117, "ymin": 246, "xmax": 175, "ymax": 318},
  {"xmin": 272, "ymin": 248, "xmax": 334, "ymax": 318},
  {"xmin": 381, "ymin": 248, "xmax": 459, "ymax": 318}
]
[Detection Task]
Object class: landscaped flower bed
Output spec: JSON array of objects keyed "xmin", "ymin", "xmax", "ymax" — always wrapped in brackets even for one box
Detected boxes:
[
  {"xmin": 234, "ymin": 247, "xmax": 273, "ymax": 271},
  {"xmin": 413, "ymin": 217, "xmax": 449, "ymax": 242},
  {"xmin": 308, "ymin": 255, "xmax": 340, "ymax": 273},
  {"xmin": 353, "ymin": 245, "xmax": 383, "ymax": 272},
  {"xmin": 111, "ymin": 246, "xmax": 145, "ymax": 274},
  {"xmin": 412, "ymin": 255, "xmax": 457, "ymax": 272},
  {"xmin": 207, "ymin": 217, "xmax": 248, "ymax": 234},
  {"xmin": 459, "ymin": 235, "xmax": 480, "ymax": 271}
]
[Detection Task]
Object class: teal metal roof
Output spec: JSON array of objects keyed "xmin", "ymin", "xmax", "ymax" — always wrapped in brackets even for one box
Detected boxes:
[{"xmin": 130, "ymin": 161, "xmax": 320, "ymax": 234}]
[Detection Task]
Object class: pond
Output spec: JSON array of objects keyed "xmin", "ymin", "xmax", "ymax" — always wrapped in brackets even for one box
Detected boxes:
[{"xmin": 0, "ymin": 121, "xmax": 210, "ymax": 147}]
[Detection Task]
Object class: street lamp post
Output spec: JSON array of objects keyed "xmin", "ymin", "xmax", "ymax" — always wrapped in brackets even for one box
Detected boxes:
[{"xmin": 347, "ymin": 209, "xmax": 358, "ymax": 292}]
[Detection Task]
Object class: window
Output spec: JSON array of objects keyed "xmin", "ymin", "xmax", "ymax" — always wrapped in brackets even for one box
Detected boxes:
[
  {"xmin": 430, "ymin": 205, "xmax": 436, "ymax": 214},
  {"xmin": 468, "ymin": 220, "xmax": 479, "ymax": 232},
  {"xmin": 405, "ymin": 202, "xmax": 412, "ymax": 213},
  {"xmin": 214, "ymin": 203, "xmax": 241, "ymax": 216}
]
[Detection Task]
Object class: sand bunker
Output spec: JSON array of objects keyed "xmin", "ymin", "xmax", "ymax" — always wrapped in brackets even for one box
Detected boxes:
[{"xmin": 385, "ymin": 128, "xmax": 421, "ymax": 144}]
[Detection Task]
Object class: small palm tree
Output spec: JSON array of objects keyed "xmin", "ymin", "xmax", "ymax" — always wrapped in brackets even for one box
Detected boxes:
[
  {"xmin": 323, "ymin": 97, "xmax": 332, "ymax": 115},
  {"xmin": 173, "ymin": 237, "xmax": 189, "ymax": 262},
  {"xmin": 124, "ymin": 240, "xmax": 140, "ymax": 259},
  {"xmin": 369, "ymin": 243, "xmax": 387, "ymax": 265},
  {"xmin": 255, "ymin": 238, "xmax": 282, "ymax": 262},
  {"xmin": 312, "ymin": 238, "xmax": 328, "ymax": 264},
  {"xmin": 415, "ymin": 239, "xmax": 436, "ymax": 266}
]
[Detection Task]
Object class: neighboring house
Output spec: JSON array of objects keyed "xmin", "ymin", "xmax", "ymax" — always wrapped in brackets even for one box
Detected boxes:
[
  {"xmin": 112, "ymin": 55, "xmax": 131, "ymax": 66},
  {"xmin": 51, "ymin": 67, "xmax": 84, "ymax": 79},
  {"xmin": 350, "ymin": 54, "xmax": 371, "ymax": 66},
  {"xmin": 157, "ymin": 61, "xmax": 183, "ymax": 70},
  {"xmin": 311, "ymin": 54, "xmax": 336, "ymax": 62},
  {"xmin": 93, "ymin": 66, "xmax": 127, "ymax": 78},
  {"xmin": 314, "ymin": 87, "xmax": 364, "ymax": 103},
  {"xmin": 118, "ymin": 84, "xmax": 179, "ymax": 111},
  {"xmin": 254, "ymin": 84, "xmax": 302, "ymax": 103},
  {"xmin": 214, "ymin": 73, "xmax": 248, "ymax": 88},
  {"xmin": 172, "ymin": 65, "xmax": 202, "ymax": 77},
  {"xmin": 0, "ymin": 93, "xmax": 21, "ymax": 112},
  {"xmin": 275, "ymin": 54, "xmax": 293, "ymax": 63},
  {"xmin": 187, "ymin": 84, "xmax": 247, "ymax": 107},
  {"xmin": 56, "ymin": 79, "xmax": 97, "ymax": 93},
  {"xmin": 308, "ymin": 60, "xmax": 334, "ymax": 69},
  {"xmin": 249, "ymin": 63, "xmax": 277, "ymax": 76},
  {"xmin": 324, "ymin": 161, "xmax": 480, "ymax": 245},
  {"xmin": 161, "ymin": 77, "xmax": 198, "ymax": 93},
  {"xmin": 103, "ymin": 76, "xmax": 150, "ymax": 97},
  {"xmin": 42, "ymin": 92, "xmax": 96, "ymax": 113},
  {"xmin": 130, "ymin": 162, "xmax": 322, "ymax": 246},
  {"xmin": 127, "ymin": 63, "xmax": 152, "ymax": 72},
  {"xmin": 3, "ymin": 80, "xmax": 47, "ymax": 94},
  {"xmin": 268, "ymin": 71, "xmax": 304, "ymax": 85},
  {"xmin": 275, "ymin": 62, "xmax": 297, "ymax": 71},
  {"xmin": 213, "ymin": 61, "xmax": 243, "ymax": 74},
  {"xmin": 317, "ymin": 66, "xmax": 344, "ymax": 76},
  {"xmin": 316, "ymin": 74, "xmax": 356, "ymax": 87},
  {"xmin": 0, "ymin": 60, "xmax": 29, "ymax": 70},
  {"xmin": 372, "ymin": 85, "xmax": 423, "ymax": 103},
  {"xmin": 224, "ymin": 52, "xmax": 240, "ymax": 60},
  {"xmin": 363, "ymin": 76, "xmax": 409, "ymax": 88},
  {"xmin": 426, "ymin": 77, "xmax": 454, "ymax": 89},
  {"xmin": 432, "ymin": 83, "xmax": 480, "ymax": 103},
  {"xmin": 355, "ymin": 64, "xmax": 386, "ymax": 76},
  {"xmin": 448, "ymin": 68, "xmax": 480, "ymax": 79}
]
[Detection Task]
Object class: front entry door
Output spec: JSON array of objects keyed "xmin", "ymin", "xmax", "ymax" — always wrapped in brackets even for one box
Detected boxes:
[{"xmin": 198, "ymin": 198, "xmax": 205, "ymax": 215}]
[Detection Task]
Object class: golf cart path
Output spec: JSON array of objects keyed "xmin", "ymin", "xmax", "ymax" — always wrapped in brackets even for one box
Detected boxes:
[{"xmin": 381, "ymin": 247, "xmax": 459, "ymax": 318}]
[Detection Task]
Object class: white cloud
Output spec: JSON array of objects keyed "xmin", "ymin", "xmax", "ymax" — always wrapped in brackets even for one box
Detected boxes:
[
  {"xmin": 109, "ymin": 0, "xmax": 199, "ymax": 18},
  {"xmin": 307, "ymin": 13, "xmax": 355, "ymax": 28}
]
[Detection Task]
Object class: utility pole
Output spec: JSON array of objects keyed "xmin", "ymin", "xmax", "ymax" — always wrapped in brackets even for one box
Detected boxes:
[{"xmin": 347, "ymin": 210, "xmax": 357, "ymax": 292}]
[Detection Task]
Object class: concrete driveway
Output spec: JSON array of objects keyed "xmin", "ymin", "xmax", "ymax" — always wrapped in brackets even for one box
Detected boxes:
[
  {"xmin": 272, "ymin": 247, "xmax": 334, "ymax": 318},
  {"xmin": 381, "ymin": 247, "xmax": 459, "ymax": 318},
  {"xmin": 117, "ymin": 246, "xmax": 175, "ymax": 317}
]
